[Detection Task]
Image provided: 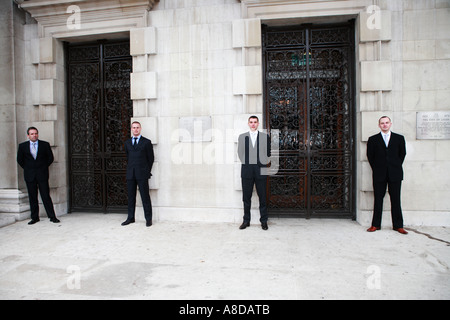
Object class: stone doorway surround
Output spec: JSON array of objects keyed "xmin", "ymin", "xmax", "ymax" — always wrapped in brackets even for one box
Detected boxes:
[{"xmin": 1, "ymin": 0, "xmax": 159, "ymax": 226}]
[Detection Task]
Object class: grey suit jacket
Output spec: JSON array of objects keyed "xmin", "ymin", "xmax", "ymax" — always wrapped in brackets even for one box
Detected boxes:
[{"xmin": 238, "ymin": 131, "xmax": 271, "ymax": 178}]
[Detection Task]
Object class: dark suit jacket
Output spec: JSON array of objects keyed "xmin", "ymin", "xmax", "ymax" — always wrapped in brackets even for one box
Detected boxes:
[
  {"xmin": 238, "ymin": 131, "xmax": 271, "ymax": 178},
  {"xmin": 367, "ymin": 132, "xmax": 406, "ymax": 182},
  {"xmin": 125, "ymin": 136, "xmax": 154, "ymax": 180},
  {"xmin": 17, "ymin": 140, "xmax": 54, "ymax": 182}
]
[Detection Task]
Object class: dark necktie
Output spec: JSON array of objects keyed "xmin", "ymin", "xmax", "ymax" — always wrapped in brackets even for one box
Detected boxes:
[{"xmin": 133, "ymin": 137, "xmax": 137, "ymax": 146}]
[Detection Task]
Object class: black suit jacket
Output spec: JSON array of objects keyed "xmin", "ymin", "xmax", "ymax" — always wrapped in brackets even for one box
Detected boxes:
[
  {"xmin": 367, "ymin": 132, "xmax": 406, "ymax": 182},
  {"xmin": 125, "ymin": 136, "xmax": 154, "ymax": 180},
  {"xmin": 17, "ymin": 140, "xmax": 54, "ymax": 182},
  {"xmin": 238, "ymin": 131, "xmax": 271, "ymax": 178}
]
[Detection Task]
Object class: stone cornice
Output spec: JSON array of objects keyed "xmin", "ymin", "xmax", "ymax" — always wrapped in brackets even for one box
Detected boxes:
[
  {"xmin": 18, "ymin": 0, "xmax": 158, "ymax": 39},
  {"xmin": 239, "ymin": 0, "xmax": 370, "ymax": 20}
]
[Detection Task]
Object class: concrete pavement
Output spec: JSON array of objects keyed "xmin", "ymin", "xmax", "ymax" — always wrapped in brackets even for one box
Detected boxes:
[{"xmin": 0, "ymin": 213, "xmax": 449, "ymax": 300}]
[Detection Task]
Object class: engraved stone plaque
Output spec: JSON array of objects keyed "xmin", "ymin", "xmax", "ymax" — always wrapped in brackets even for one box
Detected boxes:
[
  {"xmin": 179, "ymin": 116, "xmax": 212, "ymax": 142},
  {"xmin": 416, "ymin": 112, "xmax": 450, "ymax": 140}
]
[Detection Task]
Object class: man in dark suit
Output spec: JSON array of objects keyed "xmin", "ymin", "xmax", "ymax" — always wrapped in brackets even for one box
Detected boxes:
[
  {"xmin": 17, "ymin": 127, "xmax": 60, "ymax": 225},
  {"xmin": 367, "ymin": 116, "xmax": 407, "ymax": 234},
  {"xmin": 122, "ymin": 121, "xmax": 155, "ymax": 227},
  {"xmin": 238, "ymin": 116, "xmax": 271, "ymax": 230}
]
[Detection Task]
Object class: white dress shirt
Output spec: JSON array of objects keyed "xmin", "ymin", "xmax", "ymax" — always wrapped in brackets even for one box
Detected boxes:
[
  {"xmin": 132, "ymin": 135, "xmax": 141, "ymax": 145},
  {"xmin": 249, "ymin": 130, "xmax": 258, "ymax": 147},
  {"xmin": 381, "ymin": 131, "xmax": 391, "ymax": 147}
]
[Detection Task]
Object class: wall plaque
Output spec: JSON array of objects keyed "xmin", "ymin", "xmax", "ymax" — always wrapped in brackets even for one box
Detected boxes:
[
  {"xmin": 416, "ymin": 111, "xmax": 450, "ymax": 140},
  {"xmin": 179, "ymin": 116, "xmax": 212, "ymax": 142}
]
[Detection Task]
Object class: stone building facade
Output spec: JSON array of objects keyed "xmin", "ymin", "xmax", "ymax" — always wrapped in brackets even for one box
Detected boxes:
[{"xmin": 1, "ymin": 0, "xmax": 449, "ymax": 227}]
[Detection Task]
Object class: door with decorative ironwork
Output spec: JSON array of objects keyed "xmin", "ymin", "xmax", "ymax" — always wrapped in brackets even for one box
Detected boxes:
[
  {"xmin": 263, "ymin": 23, "xmax": 355, "ymax": 218},
  {"xmin": 67, "ymin": 41, "xmax": 132, "ymax": 212}
]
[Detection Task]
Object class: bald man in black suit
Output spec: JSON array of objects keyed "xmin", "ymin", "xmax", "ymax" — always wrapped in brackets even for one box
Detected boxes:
[{"xmin": 367, "ymin": 116, "xmax": 407, "ymax": 234}]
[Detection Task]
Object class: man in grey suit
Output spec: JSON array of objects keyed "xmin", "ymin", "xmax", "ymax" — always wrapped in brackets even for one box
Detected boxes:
[
  {"xmin": 122, "ymin": 121, "xmax": 154, "ymax": 227},
  {"xmin": 238, "ymin": 116, "xmax": 271, "ymax": 230}
]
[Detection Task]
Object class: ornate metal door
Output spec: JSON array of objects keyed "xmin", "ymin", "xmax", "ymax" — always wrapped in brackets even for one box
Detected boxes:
[
  {"xmin": 67, "ymin": 41, "xmax": 132, "ymax": 212},
  {"xmin": 263, "ymin": 23, "xmax": 355, "ymax": 218}
]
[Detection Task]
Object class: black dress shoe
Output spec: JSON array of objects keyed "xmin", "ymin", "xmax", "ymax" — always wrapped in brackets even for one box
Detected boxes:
[
  {"xmin": 121, "ymin": 219, "xmax": 135, "ymax": 226},
  {"xmin": 50, "ymin": 218, "xmax": 60, "ymax": 223},
  {"xmin": 146, "ymin": 220, "xmax": 152, "ymax": 227},
  {"xmin": 239, "ymin": 222, "xmax": 250, "ymax": 229},
  {"xmin": 28, "ymin": 219, "xmax": 40, "ymax": 225},
  {"xmin": 261, "ymin": 222, "xmax": 268, "ymax": 230}
]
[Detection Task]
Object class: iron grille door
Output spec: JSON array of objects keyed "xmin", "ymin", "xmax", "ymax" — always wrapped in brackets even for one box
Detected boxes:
[
  {"xmin": 67, "ymin": 41, "xmax": 133, "ymax": 212},
  {"xmin": 263, "ymin": 23, "xmax": 355, "ymax": 218}
]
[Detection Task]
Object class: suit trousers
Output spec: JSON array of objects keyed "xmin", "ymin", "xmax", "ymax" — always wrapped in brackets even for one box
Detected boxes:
[
  {"xmin": 372, "ymin": 180, "xmax": 403, "ymax": 229},
  {"xmin": 242, "ymin": 174, "xmax": 268, "ymax": 223},
  {"xmin": 127, "ymin": 178, "xmax": 152, "ymax": 222},
  {"xmin": 26, "ymin": 178, "xmax": 56, "ymax": 221}
]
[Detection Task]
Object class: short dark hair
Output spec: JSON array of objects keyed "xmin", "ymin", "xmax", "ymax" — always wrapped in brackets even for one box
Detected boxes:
[
  {"xmin": 379, "ymin": 116, "xmax": 391, "ymax": 123},
  {"xmin": 131, "ymin": 121, "xmax": 141, "ymax": 126},
  {"xmin": 248, "ymin": 115, "xmax": 259, "ymax": 122},
  {"xmin": 27, "ymin": 126, "xmax": 38, "ymax": 135}
]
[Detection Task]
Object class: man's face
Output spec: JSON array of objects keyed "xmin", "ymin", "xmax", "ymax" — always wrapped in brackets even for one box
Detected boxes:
[
  {"xmin": 378, "ymin": 117, "xmax": 392, "ymax": 133},
  {"xmin": 248, "ymin": 118, "xmax": 259, "ymax": 132},
  {"xmin": 27, "ymin": 129, "xmax": 39, "ymax": 142},
  {"xmin": 131, "ymin": 123, "xmax": 141, "ymax": 137}
]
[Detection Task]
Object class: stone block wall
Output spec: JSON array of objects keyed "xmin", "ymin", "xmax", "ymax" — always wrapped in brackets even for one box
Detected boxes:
[
  {"xmin": 1, "ymin": 0, "xmax": 449, "ymax": 226},
  {"xmin": 358, "ymin": 0, "xmax": 450, "ymax": 226}
]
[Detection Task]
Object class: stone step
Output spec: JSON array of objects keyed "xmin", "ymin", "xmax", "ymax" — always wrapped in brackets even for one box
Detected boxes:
[{"xmin": 0, "ymin": 211, "xmax": 31, "ymax": 228}]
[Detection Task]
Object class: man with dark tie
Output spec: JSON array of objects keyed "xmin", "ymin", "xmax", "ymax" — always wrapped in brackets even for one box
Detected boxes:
[
  {"xmin": 17, "ymin": 127, "xmax": 60, "ymax": 225},
  {"xmin": 366, "ymin": 116, "xmax": 407, "ymax": 234},
  {"xmin": 238, "ymin": 116, "xmax": 271, "ymax": 230},
  {"xmin": 122, "ymin": 121, "xmax": 155, "ymax": 227}
]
